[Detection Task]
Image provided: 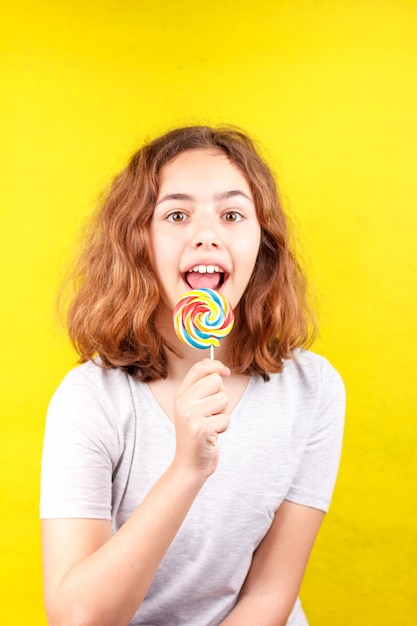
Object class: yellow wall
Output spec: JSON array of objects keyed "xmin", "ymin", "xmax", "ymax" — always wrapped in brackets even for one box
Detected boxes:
[{"xmin": 1, "ymin": 1, "xmax": 416, "ymax": 623}]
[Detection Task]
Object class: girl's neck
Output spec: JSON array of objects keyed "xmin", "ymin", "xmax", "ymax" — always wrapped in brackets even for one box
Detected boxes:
[
  {"xmin": 148, "ymin": 341, "xmax": 250, "ymax": 425},
  {"xmin": 164, "ymin": 341, "xmax": 231, "ymax": 382}
]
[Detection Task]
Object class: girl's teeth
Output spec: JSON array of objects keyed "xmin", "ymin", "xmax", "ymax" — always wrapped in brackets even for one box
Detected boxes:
[{"xmin": 191, "ymin": 265, "xmax": 222, "ymax": 273}]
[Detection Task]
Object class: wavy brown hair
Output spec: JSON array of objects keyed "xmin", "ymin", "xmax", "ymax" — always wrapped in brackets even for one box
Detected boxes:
[{"xmin": 63, "ymin": 125, "xmax": 316, "ymax": 381}]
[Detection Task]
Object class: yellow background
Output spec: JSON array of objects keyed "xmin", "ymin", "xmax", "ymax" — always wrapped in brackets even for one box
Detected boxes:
[{"xmin": 1, "ymin": 0, "xmax": 416, "ymax": 623}]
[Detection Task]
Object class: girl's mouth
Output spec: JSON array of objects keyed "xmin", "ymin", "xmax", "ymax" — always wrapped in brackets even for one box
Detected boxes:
[{"xmin": 184, "ymin": 265, "xmax": 226, "ymax": 291}]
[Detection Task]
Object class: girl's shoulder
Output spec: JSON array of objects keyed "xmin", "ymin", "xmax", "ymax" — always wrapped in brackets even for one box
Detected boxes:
[
  {"xmin": 48, "ymin": 360, "xmax": 140, "ymax": 431},
  {"xmin": 58, "ymin": 359, "xmax": 134, "ymax": 395},
  {"xmin": 280, "ymin": 349, "xmax": 344, "ymax": 390},
  {"xmin": 246, "ymin": 349, "xmax": 346, "ymax": 418}
]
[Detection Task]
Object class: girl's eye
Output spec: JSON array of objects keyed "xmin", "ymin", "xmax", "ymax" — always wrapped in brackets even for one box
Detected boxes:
[
  {"xmin": 167, "ymin": 211, "xmax": 187, "ymax": 223},
  {"xmin": 223, "ymin": 211, "xmax": 243, "ymax": 223}
]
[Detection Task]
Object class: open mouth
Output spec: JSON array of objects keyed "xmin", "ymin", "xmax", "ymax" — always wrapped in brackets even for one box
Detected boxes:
[{"xmin": 183, "ymin": 265, "xmax": 226, "ymax": 291}]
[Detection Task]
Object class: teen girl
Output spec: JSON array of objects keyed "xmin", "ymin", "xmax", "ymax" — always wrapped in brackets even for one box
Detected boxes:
[{"xmin": 41, "ymin": 126, "xmax": 345, "ymax": 626}]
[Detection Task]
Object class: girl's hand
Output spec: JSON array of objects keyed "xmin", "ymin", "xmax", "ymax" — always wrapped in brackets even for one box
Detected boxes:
[{"xmin": 173, "ymin": 358, "xmax": 231, "ymax": 477}]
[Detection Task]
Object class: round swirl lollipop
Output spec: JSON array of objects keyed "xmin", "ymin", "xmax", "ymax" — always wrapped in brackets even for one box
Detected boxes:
[{"xmin": 173, "ymin": 288, "xmax": 234, "ymax": 359}]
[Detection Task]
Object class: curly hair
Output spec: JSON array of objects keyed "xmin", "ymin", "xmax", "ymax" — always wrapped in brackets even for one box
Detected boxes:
[{"xmin": 63, "ymin": 125, "xmax": 316, "ymax": 380}]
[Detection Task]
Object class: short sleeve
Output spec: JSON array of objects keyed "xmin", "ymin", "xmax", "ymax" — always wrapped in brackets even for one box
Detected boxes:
[
  {"xmin": 40, "ymin": 368, "xmax": 120, "ymax": 519},
  {"xmin": 285, "ymin": 358, "xmax": 346, "ymax": 512}
]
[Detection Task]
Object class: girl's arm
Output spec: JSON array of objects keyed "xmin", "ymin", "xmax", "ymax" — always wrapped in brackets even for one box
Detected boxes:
[
  {"xmin": 42, "ymin": 359, "xmax": 231, "ymax": 626},
  {"xmin": 42, "ymin": 466, "xmax": 204, "ymax": 626},
  {"xmin": 219, "ymin": 500, "xmax": 324, "ymax": 626}
]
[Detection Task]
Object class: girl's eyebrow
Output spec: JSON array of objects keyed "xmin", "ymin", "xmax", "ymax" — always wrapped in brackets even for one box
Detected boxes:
[
  {"xmin": 216, "ymin": 190, "xmax": 253, "ymax": 202},
  {"xmin": 156, "ymin": 190, "xmax": 253, "ymax": 205},
  {"xmin": 156, "ymin": 193, "xmax": 193, "ymax": 205}
]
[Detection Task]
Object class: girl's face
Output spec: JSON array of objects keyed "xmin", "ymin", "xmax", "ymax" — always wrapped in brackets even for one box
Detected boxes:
[{"xmin": 150, "ymin": 148, "xmax": 261, "ymax": 315}]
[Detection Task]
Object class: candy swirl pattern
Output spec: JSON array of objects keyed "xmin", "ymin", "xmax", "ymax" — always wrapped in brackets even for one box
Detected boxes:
[{"xmin": 173, "ymin": 288, "xmax": 234, "ymax": 349}]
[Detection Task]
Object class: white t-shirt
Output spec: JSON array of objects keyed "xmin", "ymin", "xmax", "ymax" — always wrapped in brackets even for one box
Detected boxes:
[{"xmin": 41, "ymin": 349, "xmax": 345, "ymax": 625}]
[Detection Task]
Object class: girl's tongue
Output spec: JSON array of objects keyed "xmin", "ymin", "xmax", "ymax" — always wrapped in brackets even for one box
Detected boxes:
[{"xmin": 185, "ymin": 271, "xmax": 222, "ymax": 290}]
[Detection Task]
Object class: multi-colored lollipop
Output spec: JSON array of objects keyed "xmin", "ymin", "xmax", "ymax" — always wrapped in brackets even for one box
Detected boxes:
[{"xmin": 173, "ymin": 288, "xmax": 234, "ymax": 359}]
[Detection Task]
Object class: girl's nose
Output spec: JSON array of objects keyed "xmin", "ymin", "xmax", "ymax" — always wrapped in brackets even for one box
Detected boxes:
[
  {"xmin": 193, "ymin": 233, "xmax": 220, "ymax": 249},
  {"xmin": 191, "ymin": 218, "xmax": 220, "ymax": 249}
]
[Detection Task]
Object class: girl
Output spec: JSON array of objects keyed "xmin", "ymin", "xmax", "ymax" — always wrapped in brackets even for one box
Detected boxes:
[{"xmin": 41, "ymin": 126, "xmax": 345, "ymax": 626}]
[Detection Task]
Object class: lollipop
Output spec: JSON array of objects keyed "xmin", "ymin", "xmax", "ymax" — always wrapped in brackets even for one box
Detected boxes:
[{"xmin": 173, "ymin": 288, "xmax": 234, "ymax": 359}]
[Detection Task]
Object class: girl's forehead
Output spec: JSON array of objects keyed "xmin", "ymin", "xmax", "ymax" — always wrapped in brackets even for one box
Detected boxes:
[{"xmin": 157, "ymin": 148, "xmax": 251, "ymax": 193}]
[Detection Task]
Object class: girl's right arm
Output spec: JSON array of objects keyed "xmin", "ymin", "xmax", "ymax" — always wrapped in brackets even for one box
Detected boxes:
[{"xmin": 42, "ymin": 359, "xmax": 231, "ymax": 626}]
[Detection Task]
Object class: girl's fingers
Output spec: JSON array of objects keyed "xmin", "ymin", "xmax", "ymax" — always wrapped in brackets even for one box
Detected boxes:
[
  {"xmin": 175, "ymin": 388, "xmax": 229, "ymax": 425},
  {"xmin": 208, "ymin": 412, "xmax": 230, "ymax": 436},
  {"xmin": 176, "ymin": 359, "xmax": 230, "ymax": 396},
  {"xmin": 175, "ymin": 362, "xmax": 230, "ymax": 419},
  {"xmin": 190, "ymin": 392, "xmax": 229, "ymax": 418},
  {"xmin": 173, "ymin": 359, "xmax": 232, "ymax": 475}
]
